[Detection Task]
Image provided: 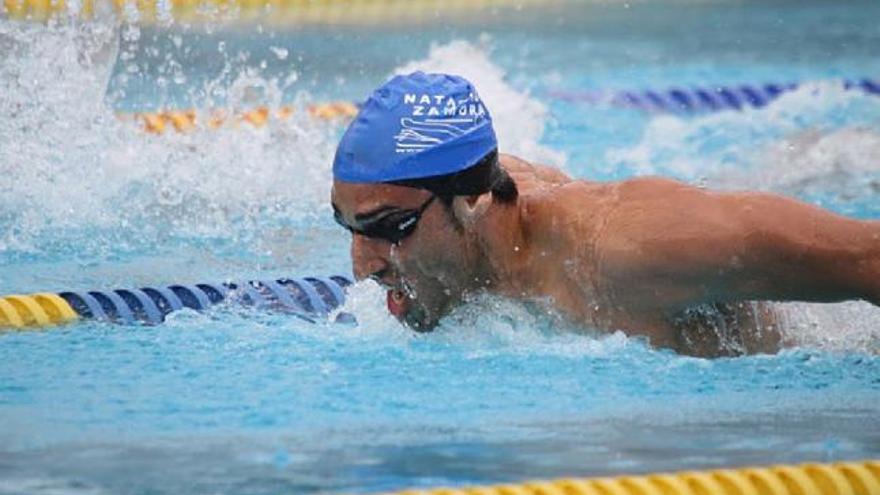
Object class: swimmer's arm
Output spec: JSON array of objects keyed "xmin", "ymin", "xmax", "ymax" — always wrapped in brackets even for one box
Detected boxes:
[{"xmin": 598, "ymin": 178, "xmax": 880, "ymax": 309}]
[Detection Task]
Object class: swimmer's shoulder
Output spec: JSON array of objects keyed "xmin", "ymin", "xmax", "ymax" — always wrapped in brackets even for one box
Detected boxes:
[
  {"xmin": 612, "ymin": 176, "xmax": 695, "ymax": 198},
  {"xmin": 500, "ymin": 157, "xmax": 699, "ymax": 218},
  {"xmin": 500, "ymin": 153, "xmax": 572, "ymax": 186},
  {"xmin": 570, "ymin": 176, "xmax": 700, "ymax": 210},
  {"xmin": 539, "ymin": 175, "xmax": 689, "ymax": 207},
  {"xmin": 500, "ymin": 155, "xmax": 690, "ymax": 200}
]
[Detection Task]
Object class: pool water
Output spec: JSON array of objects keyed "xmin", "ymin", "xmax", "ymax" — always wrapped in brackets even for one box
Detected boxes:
[{"xmin": 1, "ymin": 1, "xmax": 880, "ymax": 493}]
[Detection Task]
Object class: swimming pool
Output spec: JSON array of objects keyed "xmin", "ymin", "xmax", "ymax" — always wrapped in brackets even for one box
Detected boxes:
[{"xmin": 1, "ymin": 1, "xmax": 879, "ymax": 493}]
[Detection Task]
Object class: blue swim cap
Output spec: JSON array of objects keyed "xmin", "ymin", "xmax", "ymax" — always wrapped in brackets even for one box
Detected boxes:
[{"xmin": 333, "ymin": 71, "xmax": 497, "ymax": 183}]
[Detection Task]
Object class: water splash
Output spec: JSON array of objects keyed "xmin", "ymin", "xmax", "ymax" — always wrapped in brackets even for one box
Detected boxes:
[
  {"xmin": 330, "ymin": 279, "xmax": 409, "ymax": 340},
  {"xmin": 0, "ymin": 20, "xmax": 339, "ymax": 262},
  {"xmin": 606, "ymin": 82, "xmax": 880, "ymax": 207}
]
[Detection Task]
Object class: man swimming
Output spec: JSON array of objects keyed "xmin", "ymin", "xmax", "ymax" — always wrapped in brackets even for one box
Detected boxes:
[{"xmin": 330, "ymin": 71, "xmax": 880, "ymax": 357}]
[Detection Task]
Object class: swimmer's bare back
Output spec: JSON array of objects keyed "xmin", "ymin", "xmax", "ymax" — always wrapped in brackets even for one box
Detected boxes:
[{"xmin": 494, "ymin": 155, "xmax": 880, "ymax": 357}]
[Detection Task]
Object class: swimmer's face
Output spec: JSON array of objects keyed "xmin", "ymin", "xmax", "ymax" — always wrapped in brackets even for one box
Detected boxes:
[{"xmin": 331, "ymin": 180, "xmax": 476, "ymax": 330}]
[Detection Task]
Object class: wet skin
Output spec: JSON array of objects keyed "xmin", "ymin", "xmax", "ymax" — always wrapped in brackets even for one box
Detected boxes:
[{"xmin": 331, "ymin": 154, "xmax": 880, "ymax": 357}]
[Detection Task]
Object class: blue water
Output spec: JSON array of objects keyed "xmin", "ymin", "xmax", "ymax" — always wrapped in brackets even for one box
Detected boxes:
[{"xmin": 1, "ymin": 1, "xmax": 880, "ymax": 493}]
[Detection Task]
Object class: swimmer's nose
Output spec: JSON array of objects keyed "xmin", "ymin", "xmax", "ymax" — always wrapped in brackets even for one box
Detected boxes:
[{"xmin": 351, "ymin": 233, "xmax": 391, "ymax": 282}]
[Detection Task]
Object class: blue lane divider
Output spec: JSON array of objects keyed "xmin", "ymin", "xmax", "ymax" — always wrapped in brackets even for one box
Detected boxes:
[
  {"xmin": 546, "ymin": 77, "xmax": 880, "ymax": 113},
  {"xmin": 290, "ymin": 277, "xmax": 327, "ymax": 314},
  {"xmin": 313, "ymin": 276, "xmax": 346, "ymax": 310},
  {"xmin": 144, "ymin": 286, "xmax": 183, "ymax": 312},
  {"xmin": 233, "ymin": 281, "xmax": 268, "ymax": 308},
  {"xmin": 171, "ymin": 285, "xmax": 211, "ymax": 310},
  {"xmin": 123, "ymin": 289, "xmax": 163, "ymax": 325},
  {"xmin": 67, "ymin": 291, "xmax": 108, "ymax": 321},
  {"xmin": 58, "ymin": 275, "xmax": 353, "ymax": 326},
  {"xmin": 260, "ymin": 279, "xmax": 303, "ymax": 312},
  {"xmin": 199, "ymin": 283, "xmax": 229, "ymax": 303},
  {"xmin": 102, "ymin": 291, "xmax": 136, "ymax": 325}
]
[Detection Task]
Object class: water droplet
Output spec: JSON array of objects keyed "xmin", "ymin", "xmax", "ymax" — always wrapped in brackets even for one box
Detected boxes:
[{"xmin": 270, "ymin": 46, "xmax": 288, "ymax": 60}]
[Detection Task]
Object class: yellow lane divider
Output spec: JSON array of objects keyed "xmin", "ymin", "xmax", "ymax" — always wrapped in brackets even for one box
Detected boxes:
[
  {"xmin": 381, "ymin": 460, "xmax": 880, "ymax": 495},
  {"xmin": 121, "ymin": 102, "xmax": 358, "ymax": 134},
  {"xmin": 3, "ymin": 0, "xmax": 555, "ymax": 24},
  {"xmin": 0, "ymin": 293, "xmax": 79, "ymax": 329}
]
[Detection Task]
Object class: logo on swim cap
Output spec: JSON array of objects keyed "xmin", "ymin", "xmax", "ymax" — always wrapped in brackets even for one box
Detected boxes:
[
  {"xmin": 333, "ymin": 71, "xmax": 497, "ymax": 183},
  {"xmin": 394, "ymin": 85, "xmax": 488, "ymax": 154}
]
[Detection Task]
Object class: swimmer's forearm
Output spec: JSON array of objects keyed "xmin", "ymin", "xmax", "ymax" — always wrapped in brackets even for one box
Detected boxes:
[
  {"xmin": 595, "ymin": 179, "xmax": 880, "ymax": 309},
  {"xmin": 849, "ymin": 222, "xmax": 880, "ymax": 305},
  {"xmin": 804, "ymin": 221, "xmax": 880, "ymax": 305},
  {"xmin": 734, "ymin": 194, "xmax": 880, "ymax": 306}
]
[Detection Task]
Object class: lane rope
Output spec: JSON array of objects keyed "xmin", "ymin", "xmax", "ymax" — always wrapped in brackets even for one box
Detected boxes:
[
  {"xmin": 546, "ymin": 78, "xmax": 880, "ymax": 113},
  {"xmin": 2, "ymin": 0, "xmax": 553, "ymax": 24},
  {"xmin": 121, "ymin": 103, "xmax": 359, "ymax": 134},
  {"xmin": 378, "ymin": 460, "xmax": 880, "ymax": 495},
  {"xmin": 119, "ymin": 77, "xmax": 880, "ymax": 135},
  {"xmin": 0, "ymin": 293, "xmax": 74, "ymax": 328},
  {"xmin": 0, "ymin": 274, "xmax": 352, "ymax": 330}
]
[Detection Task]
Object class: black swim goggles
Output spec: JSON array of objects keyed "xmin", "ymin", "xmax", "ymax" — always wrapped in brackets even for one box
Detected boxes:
[{"xmin": 334, "ymin": 195, "xmax": 436, "ymax": 245}]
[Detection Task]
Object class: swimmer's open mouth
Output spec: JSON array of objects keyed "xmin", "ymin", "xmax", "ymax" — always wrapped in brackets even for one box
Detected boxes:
[
  {"xmin": 386, "ymin": 286, "xmax": 434, "ymax": 332},
  {"xmin": 386, "ymin": 288, "xmax": 409, "ymax": 319}
]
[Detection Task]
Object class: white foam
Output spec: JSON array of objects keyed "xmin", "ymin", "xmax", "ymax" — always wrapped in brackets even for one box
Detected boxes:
[
  {"xmin": 427, "ymin": 292, "xmax": 641, "ymax": 358},
  {"xmin": 0, "ymin": 21, "xmax": 339, "ymax": 254},
  {"xmin": 329, "ymin": 279, "xmax": 410, "ymax": 340},
  {"xmin": 778, "ymin": 301, "xmax": 880, "ymax": 354},
  {"xmin": 325, "ymin": 280, "xmax": 638, "ymax": 357},
  {"xmin": 606, "ymin": 82, "xmax": 880, "ymax": 189},
  {"xmin": 722, "ymin": 127, "xmax": 880, "ymax": 201}
]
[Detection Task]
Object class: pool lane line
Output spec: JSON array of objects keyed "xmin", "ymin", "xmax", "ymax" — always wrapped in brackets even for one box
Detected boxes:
[
  {"xmin": 120, "ymin": 78, "xmax": 880, "ymax": 135},
  {"xmin": 380, "ymin": 460, "xmax": 880, "ymax": 495},
  {"xmin": 546, "ymin": 78, "xmax": 880, "ymax": 114},
  {"xmin": 2, "ymin": 0, "xmax": 557, "ymax": 24},
  {"xmin": 0, "ymin": 275, "xmax": 353, "ymax": 330},
  {"xmin": 120, "ymin": 102, "xmax": 359, "ymax": 134},
  {"xmin": 0, "ymin": 293, "xmax": 79, "ymax": 329}
]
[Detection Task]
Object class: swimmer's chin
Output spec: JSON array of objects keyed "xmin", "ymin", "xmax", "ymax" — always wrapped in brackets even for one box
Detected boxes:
[
  {"xmin": 390, "ymin": 291, "xmax": 457, "ymax": 333},
  {"xmin": 401, "ymin": 308, "xmax": 439, "ymax": 333},
  {"xmin": 393, "ymin": 301, "xmax": 448, "ymax": 333}
]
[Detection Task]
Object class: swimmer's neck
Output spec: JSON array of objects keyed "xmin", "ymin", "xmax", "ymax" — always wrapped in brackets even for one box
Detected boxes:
[{"xmin": 468, "ymin": 193, "xmax": 552, "ymax": 300}]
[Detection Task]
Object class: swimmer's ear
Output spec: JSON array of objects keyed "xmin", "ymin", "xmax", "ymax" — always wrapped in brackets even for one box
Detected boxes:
[{"xmin": 451, "ymin": 193, "xmax": 492, "ymax": 228}]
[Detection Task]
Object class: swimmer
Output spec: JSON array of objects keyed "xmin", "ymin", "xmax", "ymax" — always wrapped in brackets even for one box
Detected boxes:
[{"xmin": 330, "ymin": 72, "xmax": 880, "ymax": 357}]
